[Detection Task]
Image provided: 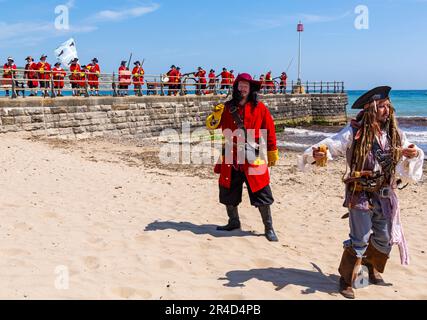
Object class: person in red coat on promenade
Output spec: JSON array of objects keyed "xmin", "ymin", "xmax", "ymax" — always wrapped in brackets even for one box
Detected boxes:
[
  {"xmin": 279, "ymin": 72, "xmax": 288, "ymax": 94},
  {"xmin": 24, "ymin": 56, "xmax": 39, "ymax": 96},
  {"xmin": 37, "ymin": 54, "xmax": 51, "ymax": 97},
  {"xmin": 207, "ymin": 69, "xmax": 216, "ymax": 94},
  {"xmin": 132, "ymin": 61, "xmax": 145, "ymax": 96},
  {"xmin": 118, "ymin": 60, "xmax": 131, "ymax": 96},
  {"xmin": 259, "ymin": 74, "xmax": 266, "ymax": 94},
  {"xmin": 2, "ymin": 57, "xmax": 17, "ymax": 97},
  {"xmin": 194, "ymin": 66, "xmax": 207, "ymax": 95},
  {"xmin": 265, "ymin": 71, "xmax": 275, "ymax": 94},
  {"xmin": 69, "ymin": 58, "xmax": 82, "ymax": 96},
  {"xmin": 52, "ymin": 62, "xmax": 66, "ymax": 96},
  {"xmin": 86, "ymin": 58, "xmax": 101, "ymax": 96},
  {"xmin": 218, "ymin": 67, "xmax": 232, "ymax": 94},
  {"xmin": 206, "ymin": 73, "xmax": 280, "ymax": 242},
  {"xmin": 166, "ymin": 65, "xmax": 179, "ymax": 96},
  {"xmin": 229, "ymin": 70, "xmax": 235, "ymax": 86}
]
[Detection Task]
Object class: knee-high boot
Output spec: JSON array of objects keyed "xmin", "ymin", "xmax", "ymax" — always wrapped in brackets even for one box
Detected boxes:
[
  {"xmin": 217, "ymin": 205, "xmax": 241, "ymax": 231},
  {"xmin": 338, "ymin": 246, "xmax": 362, "ymax": 299},
  {"xmin": 362, "ymin": 239, "xmax": 389, "ymax": 286},
  {"xmin": 258, "ymin": 205, "xmax": 278, "ymax": 242}
]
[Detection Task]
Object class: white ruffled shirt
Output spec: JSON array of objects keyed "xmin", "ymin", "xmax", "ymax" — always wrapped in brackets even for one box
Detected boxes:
[{"xmin": 298, "ymin": 124, "xmax": 424, "ymax": 184}]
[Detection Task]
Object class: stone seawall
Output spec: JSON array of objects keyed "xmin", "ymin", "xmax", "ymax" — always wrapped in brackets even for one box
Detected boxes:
[{"xmin": 0, "ymin": 94, "xmax": 348, "ymax": 139}]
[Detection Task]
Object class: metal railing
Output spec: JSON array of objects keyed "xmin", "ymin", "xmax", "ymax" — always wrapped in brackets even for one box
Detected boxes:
[{"xmin": 0, "ymin": 67, "xmax": 344, "ymax": 98}]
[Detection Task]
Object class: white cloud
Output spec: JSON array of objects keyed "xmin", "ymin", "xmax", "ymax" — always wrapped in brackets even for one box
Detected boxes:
[
  {"xmin": 93, "ymin": 3, "xmax": 160, "ymax": 22},
  {"xmin": 0, "ymin": 2, "xmax": 158, "ymax": 48},
  {"xmin": 66, "ymin": 0, "xmax": 75, "ymax": 8},
  {"xmin": 298, "ymin": 11, "xmax": 351, "ymax": 23},
  {"xmin": 0, "ymin": 21, "xmax": 96, "ymax": 47},
  {"xmin": 232, "ymin": 11, "xmax": 351, "ymax": 35}
]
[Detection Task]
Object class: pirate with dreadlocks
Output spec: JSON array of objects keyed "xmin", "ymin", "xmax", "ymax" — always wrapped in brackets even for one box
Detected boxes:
[{"xmin": 299, "ymin": 86, "xmax": 424, "ymax": 299}]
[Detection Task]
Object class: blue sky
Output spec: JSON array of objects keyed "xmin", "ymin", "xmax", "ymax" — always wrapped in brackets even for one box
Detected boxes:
[{"xmin": 0, "ymin": 0, "xmax": 426, "ymax": 89}]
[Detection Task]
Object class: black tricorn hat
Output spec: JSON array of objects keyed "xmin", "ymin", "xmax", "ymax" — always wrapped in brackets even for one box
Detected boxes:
[
  {"xmin": 92, "ymin": 58, "xmax": 99, "ymax": 63},
  {"xmin": 69, "ymin": 58, "xmax": 79, "ymax": 64},
  {"xmin": 351, "ymin": 86, "xmax": 392, "ymax": 109},
  {"xmin": 210, "ymin": 69, "xmax": 215, "ymax": 73},
  {"xmin": 134, "ymin": 61, "xmax": 141, "ymax": 65}
]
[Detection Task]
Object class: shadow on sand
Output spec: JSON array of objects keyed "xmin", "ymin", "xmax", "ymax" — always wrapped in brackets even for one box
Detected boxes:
[
  {"xmin": 219, "ymin": 263, "xmax": 340, "ymax": 296},
  {"xmin": 145, "ymin": 220, "xmax": 262, "ymax": 238}
]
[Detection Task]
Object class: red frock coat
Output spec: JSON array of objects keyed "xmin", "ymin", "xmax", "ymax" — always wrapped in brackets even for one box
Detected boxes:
[
  {"xmin": 216, "ymin": 101, "xmax": 278, "ymax": 193},
  {"xmin": 36, "ymin": 62, "xmax": 51, "ymax": 86},
  {"xmin": 2, "ymin": 64, "xmax": 16, "ymax": 85},
  {"xmin": 24, "ymin": 62, "xmax": 38, "ymax": 87},
  {"xmin": 52, "ymin": 67, "xmax": 66, "ymax": 88},
  {"xmin": 87, "ymin": 63, "xmax": 100, "ymax": 87},
  {"xmin": 194, "ymin": 70, "xmax": 207, "ymax": 84},
  {"xmin": 69, "ymin": 64, "xmax": 83, "ymax": 86},
  {"xmin": 132, "ymin": 66, "xmax": 145, "ymax": 85}
]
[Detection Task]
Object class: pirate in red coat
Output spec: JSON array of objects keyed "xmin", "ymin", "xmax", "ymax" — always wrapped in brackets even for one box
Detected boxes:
[
  {"xmin": 24, "ymin": 56, "xmax": 39, "ymax": 96},
  {"xmin": 132, "ymin": 61, "xmax": 145, "ymax": 96},
  {"xmin": 2, "ymin": 57, "xmax": 17, "ymax": 97},
  {"xmin": 86, "ymin": 58, "xmax": 101, "ymax": 96},
  {"xmin": 37, "ymin": 54, "xmax": 51, "ymax": 97},
  {"xmin": 194, "ymin": 66, "xmax": 207, "ymax": 95},
  {"xmin": 52, "ymin": 62, "xmax": 66, "ymax": 96},
  {"xmin": 206, "ymin": 73, "xmax": 280, "ymax": 241}
]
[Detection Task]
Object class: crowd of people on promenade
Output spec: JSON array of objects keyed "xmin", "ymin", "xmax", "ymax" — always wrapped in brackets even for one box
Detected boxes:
[{"xmin": 1, "ymin": 55, "xmax": 288, "ymax": 97}]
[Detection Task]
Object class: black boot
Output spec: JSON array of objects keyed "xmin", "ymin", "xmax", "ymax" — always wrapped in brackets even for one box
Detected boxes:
[
  {"xmin": 217, "ymin": 205, "xmax": 241, "ymax": 231},
  {"xmin": 258, "ymin": 206, "xmax": 278, "ymax": 242}
]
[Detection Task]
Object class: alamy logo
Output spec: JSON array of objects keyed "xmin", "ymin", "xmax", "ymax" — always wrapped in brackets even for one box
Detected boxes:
[
  {"xmin": 55, "ymin": 5, "xmax": 70, "ymax": 30},
  {"xmin": 54, "ymin": 265, "xmax": 70, "ymax": 290},
  {"xmin": 354, "ymin": 5, "xmax": 369, "ymax": 30}
]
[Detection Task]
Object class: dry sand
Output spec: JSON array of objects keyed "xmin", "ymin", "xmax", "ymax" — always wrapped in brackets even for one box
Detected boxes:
[{"xmin": 0, "ymin": 132, "xmax": 426, "ymax": 300}]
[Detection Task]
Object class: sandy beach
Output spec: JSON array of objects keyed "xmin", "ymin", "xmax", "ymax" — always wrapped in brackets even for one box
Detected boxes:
[{"xmin": 0, "ymin": 132, "xmax": 426, "ymax": 300}]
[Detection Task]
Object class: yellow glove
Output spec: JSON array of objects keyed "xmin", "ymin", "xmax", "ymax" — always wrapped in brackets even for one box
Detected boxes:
[
  {"xmin": 206, "ymin": 103, "xmax": 225, "ymax": 130},
  {"xmin": 267, "ymin": 149, "xmax": 279, "ymax": 167}
]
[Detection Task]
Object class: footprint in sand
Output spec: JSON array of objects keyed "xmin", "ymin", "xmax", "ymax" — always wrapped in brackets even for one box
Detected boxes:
[
  {"xmin": 86, "ymin": 236, "xmax": 109, "ymax": 249},
  {"xmin": 41, "ymin": 212, "xmax": 59, "ymax": 219},
  {"xmin": 134, "ymin": 234, "xmax": 153, "ymax": 243},
  {"xmin": 159, "ymin": 259, "xmax": 183, "ymax": 271},
  {"xmin": 111, "ymin": 287, "xmax": 152, "ymax": 299},
  {"xmin": 1, "ymin": 248, "xmax": 31, "ymax": 256},
  {"xmin": 252, "ymin": 258, "xmax": 276, "ymax": 268},
  {"xmin": 13, "ymin": 222, "xmax": 33, "ymax": 231},
  {"xmin": 83, "ymin": 256, "xmax": 101, "ymax": 270}
]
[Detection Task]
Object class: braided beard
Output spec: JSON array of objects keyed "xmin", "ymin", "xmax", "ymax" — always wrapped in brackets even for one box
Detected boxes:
[{"xmin": 351, "ymin": 102, "xmax": 402, "ymax": 177}]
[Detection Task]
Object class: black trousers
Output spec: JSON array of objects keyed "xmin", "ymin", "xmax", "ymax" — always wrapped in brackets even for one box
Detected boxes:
[{"xmin": 219, "ymin": 168, "xmax": 274, "ymax": 208}]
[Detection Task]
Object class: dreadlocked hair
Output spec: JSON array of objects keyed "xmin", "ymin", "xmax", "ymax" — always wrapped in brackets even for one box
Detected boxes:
[{"xmin": 351, "ymin": 99, "xmax": 402, "ymax": 177}]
